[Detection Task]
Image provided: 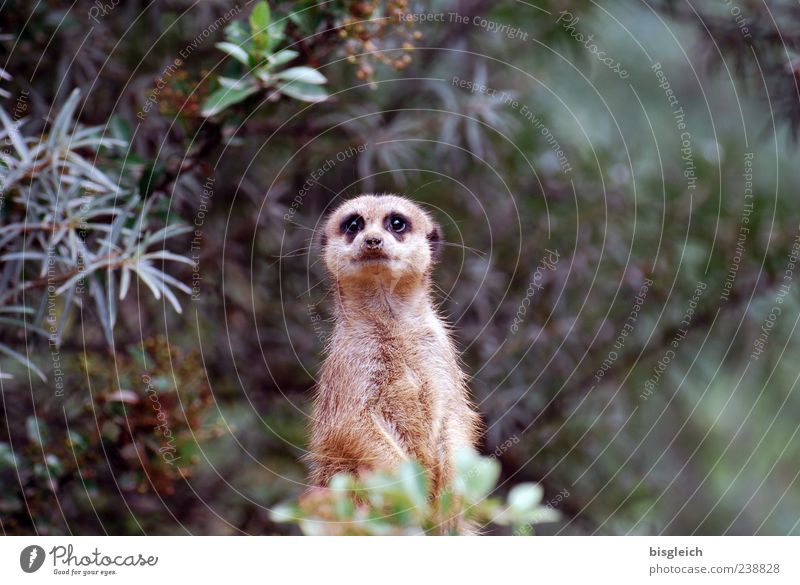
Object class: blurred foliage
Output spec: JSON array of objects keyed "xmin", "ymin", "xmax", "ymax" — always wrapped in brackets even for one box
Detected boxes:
[
  {"xmin": 0, "ymin": 88, "xmax": 193, "ymax": 366},
  {"xmin": 0, "ymin": 336, "xmax": 219, "ymax": 534},
  {"xmin": 1, "ymin": 0, "xmax": 800, "ymax": 535},
  {"xmin": 272, "ymin": 449, "xmax": 558, "ymax": 535},
  {"xmin": 202, "ymin": 1, "xmax": 329, "ymax": 116}
]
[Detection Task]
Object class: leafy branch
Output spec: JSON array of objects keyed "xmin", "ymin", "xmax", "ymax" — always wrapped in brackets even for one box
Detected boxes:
[
  {"xmin": 202, "ymin": 1, "xmax": 329, "ymax": 117},
  {"xmin": 0, "ymin": 89, "xmax": 192, "ymax": 379},
  {"xmin": 271, "ymin": 449, "xmax": 558, "ymax": 535}
]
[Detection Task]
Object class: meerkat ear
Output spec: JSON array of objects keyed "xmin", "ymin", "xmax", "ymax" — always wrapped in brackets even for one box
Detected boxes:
[{"xmin": 427, "ymin": 223, "xmax": 443, "ymax": 262}]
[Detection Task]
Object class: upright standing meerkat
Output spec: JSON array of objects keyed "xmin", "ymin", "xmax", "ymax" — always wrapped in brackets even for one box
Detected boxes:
[{"xmin": 307, "ymin": 194, "xmax": 481, "ymax": 498}]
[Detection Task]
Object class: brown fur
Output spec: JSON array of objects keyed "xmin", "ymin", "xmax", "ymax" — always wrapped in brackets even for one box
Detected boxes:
[{"xmin": 307, "ymin": 194, "xmax": 481, "ymax": 499}]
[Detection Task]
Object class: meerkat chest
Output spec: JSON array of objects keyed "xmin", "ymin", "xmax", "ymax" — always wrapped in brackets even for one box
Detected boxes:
[{"xmin": 330, "ymin": 317, "xmax": 456, "ymax": 403}]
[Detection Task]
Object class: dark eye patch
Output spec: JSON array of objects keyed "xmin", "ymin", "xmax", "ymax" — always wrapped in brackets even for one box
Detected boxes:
[
  {"xmin": 340, "ymin": 214, "xmax": 365, "ymax": 241},
  {"xmin": 384, "ymin": 213, "xmax": 411, "ymax": 239}
]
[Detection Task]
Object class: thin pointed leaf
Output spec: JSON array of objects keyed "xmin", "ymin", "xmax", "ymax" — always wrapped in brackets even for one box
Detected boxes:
[
  {"xmin": 104, "ymin": 196, "xmax": 139, "ymax": 254},
  {"xmin": 0, "ymin": 342, "xmax": 46, "ymax": 382},
  {"xmin": 0, "ymin": 107, "xmax": 29, "ymax": 162},
  {"xmin": 142, "ymin": 223, "xmax": 194, "ymax": 245},
  {"xmin": 49, "ymin": 88, "xmax": 81, "ymax": 151},
  {"xmin": 0, "ymin": 305, "xmax": 35, "ymax": 315},
  {"xmin": 107, "ymin": 268, "xmax": 117, "ymax": 328},
  {"xmin": 131, "ymin": 263, "xmax": 163, "ymax": 300},
  {"xmin": 159, "ymin": 280, "xmax": 183, "ymax": 314},
  {"xmin": 55, "ymin": 269, "xmax": 93, "ymax": 296},
  {"xmin": 90, "ymin": 272, "xmax": 113, "ymax": 346},
  {"xmin": 119, "ymin": 265, "xmax": 131, "ymax": 300},
  {"xmin": 65, "ymin": 152, "xmax": 121, "ymax": 194},
  {"xmin": 0, "ymin": 317, "xmax": 48, "ymax": 337},
  {"xmin": 136, "ymin": 263, "xmax": 191, "ymax": 294},
  {"xmin": 139, "ymin": 251, "xmax": 194, "ymax": 265},
  {"xmin": 55, "ymin": 282, "xmax": 76, "ymax": 345}
]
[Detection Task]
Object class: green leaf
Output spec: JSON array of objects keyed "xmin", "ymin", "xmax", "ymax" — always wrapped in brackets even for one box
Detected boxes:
[
  {"xmin": 218, "ymin": 76, "xmax": 253, "ymax": 90},
  {"xmin": 133, "ymin": 263, "xmax": 188, "ymax": 313},
  {"xmin": 224, "ymin": 21, "xmax": 249, "ymax": 45},
  {"xmin": 67, "ymin": 431, "xmax": 86, "ymax": 450},
  {"xmin": 453, "ymin": 448, "xmax": 500, "ymax": 502},
  {"xmin": 0, "ymin": 305, "xmax": 35, "ymax": 315},
  {"xmin": 270, "ymin": 501, "xmax": 298, "ymax": 523},
  {"xmin": 438, "ymin": 488, "xmax": 455, "ymax": 518},
  {"xmin": 515, "ymin": 523, "xmax": 534, "ymax": 536},
  {"xmin": 48, "ymin": 88, "xmax": 81, "ymax": 152},
  {"xmin": 267, "ymin": 49, "xmax": 299, "ymax": 68},
  {"xmin": 150, "ymin": 375, "xmax": 173, "ymax": 392},
  {"xmin": 264, "ymin": 22, "xmax": 285, "ymax": 52},
  {"xmin": 530, "ymin": 507, "xmax": 560, "ymax": 524},
  {"xmin": 89, "ymin": 273, "xmax": 114, "ymax": 346},
  {"xmin": 250, "ymin": 2, "xmax": 270, "ymax": 49},
  {"xmin": 507, "ymin": 483, "xmax": 544, "ymax": 514},
  {"xmin": 0, "ymin": 317, "xmax": 46, "ymax": 338},
  {"xmin": 328, "ymin": 472, "xmax": 352, "ymax": 494},
  {"xmin": 398, "ymin": 460, "xmax": 429, "ymax": 510},
  {"xmin": 215, "ymin": 41, "xmax": 250, "ymax": 67},
  {"xmin": 276, "ymin": 81, "xmax": 328, "ymax": 103},
  {"xmin": 119, "ymin": 265, "xmax": 131, "ymax": 300},
  {"xmin": 0, "ymin": 342, "xmax": 46, "ymax": 382},
  {"xmin": 45, "ymin": 454, "xmax": 64, "ymax": 476},
  {"xmin": 249, "ymin": 1, "xmax": 271, "ymax": 34},
  {"xmin": 253, "ymin": 67, "xmax": 273, "ymax": 84},
  {"xmin": 0, "ymin": 106, "xmax": 30, "ymax": 162},
  {"xmin": 140, "ymin": 250, "xmax": 195, "ymax": 266},
  {"xmin": 276, "ymin": 66, "xmax": 327, "ymax": 85},
  {"xmin": 0, "ymin": 442, "xmax": 16, "ymax": 468},
  {"xmin": 201, "ymin": 84, "xmax": 259, "ymax": 117},
  {"xmin": 26, "ymin": 416, "xmax": 47, "ymax": 446},
  {"xmin": 299, "ymin": 518, "xmax": 329, "ymax": 536},
  {"xmin": 333, "ymin": 490, "xmax": 355, "ymax": 521}
]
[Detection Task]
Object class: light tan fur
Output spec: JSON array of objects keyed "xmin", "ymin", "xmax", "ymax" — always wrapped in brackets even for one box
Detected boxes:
[{"xmin": 307, "ymin": 194, "xmax": 481, "ymax": 499}]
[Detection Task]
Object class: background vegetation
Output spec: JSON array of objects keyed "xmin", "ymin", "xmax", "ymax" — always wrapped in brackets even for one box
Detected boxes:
[{"xmin": 1, "ymin": 0, "xmax": 799, "ymax": 535}]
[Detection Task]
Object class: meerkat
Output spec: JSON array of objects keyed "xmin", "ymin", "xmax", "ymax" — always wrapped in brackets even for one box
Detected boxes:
[{"xmin": 307, "ymin": 194, "xmax": 481, "ymax": 500}]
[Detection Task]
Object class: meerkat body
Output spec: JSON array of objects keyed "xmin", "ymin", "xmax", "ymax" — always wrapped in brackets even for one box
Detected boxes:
[{"xmin": 308, "ymin": 194, "xmax": 480, "ymax": 497}]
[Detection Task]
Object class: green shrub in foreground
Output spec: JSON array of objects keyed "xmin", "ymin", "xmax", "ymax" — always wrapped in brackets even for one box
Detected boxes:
[{"xmin": 271, "ymin": 449, "xmax": 559, "ymax": 535}]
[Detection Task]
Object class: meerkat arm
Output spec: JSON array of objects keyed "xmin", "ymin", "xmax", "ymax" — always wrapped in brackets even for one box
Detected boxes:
[{"xmin": 370, "ymin": 412, "xmax": 410, "ymax": 462}]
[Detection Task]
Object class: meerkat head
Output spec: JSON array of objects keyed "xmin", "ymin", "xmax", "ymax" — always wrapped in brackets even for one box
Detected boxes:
[{"xmin": 320, "ymin": 194, "xmax": 442, "ymax": 289}]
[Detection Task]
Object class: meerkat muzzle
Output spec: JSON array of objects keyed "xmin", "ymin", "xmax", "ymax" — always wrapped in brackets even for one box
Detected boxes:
[{"xmin": 362, "ymin": 235, "xmax": 383, "ymax": 251}]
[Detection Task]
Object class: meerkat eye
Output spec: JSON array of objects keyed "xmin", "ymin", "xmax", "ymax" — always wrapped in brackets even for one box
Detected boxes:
[
  {"xmin": 342, "ymin": 215, "xmax": 365, "ymax": 234},
  {"xmin": 388, "ymin": 216, "xmax": 407, "ymax": 233}
]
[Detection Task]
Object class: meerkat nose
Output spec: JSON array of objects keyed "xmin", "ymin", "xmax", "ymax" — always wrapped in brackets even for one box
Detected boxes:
[{"xmin": 363, "ymin": 236, "xmax": 383, "ymax": 251}]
